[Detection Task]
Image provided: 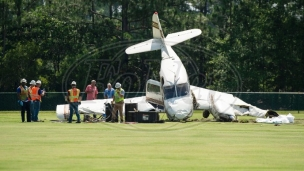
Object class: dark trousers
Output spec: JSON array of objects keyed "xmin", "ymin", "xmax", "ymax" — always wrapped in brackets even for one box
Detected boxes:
[
  {"xmin": 21, "ymin": 101, "xmax": 31, "ymax": 122},
  {"xmin": 69, "ymin": 102, "xmax": 80, "ymax": 122}
]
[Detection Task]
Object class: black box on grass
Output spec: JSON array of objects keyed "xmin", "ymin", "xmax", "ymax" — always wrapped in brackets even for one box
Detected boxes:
[
  {"xmin": 125, "ymin": 103, "xmax": 138, "ymax": 122},
  {"xmin": 135, "ymin": 111, "xmax": 159, "ymax": 123}
]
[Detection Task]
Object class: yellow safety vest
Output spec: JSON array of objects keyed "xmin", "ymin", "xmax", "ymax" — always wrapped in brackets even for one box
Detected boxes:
[
  {"xmin": 19, "ymin": 86, "xmax": 28, "ymax": 101},
  {"xmin": 68, "ymin": 88, "xmax": 80, "ymax": 102},
  {"xmin": 114, "ymin": 88, "xmax": 124, "ymax": 102}
]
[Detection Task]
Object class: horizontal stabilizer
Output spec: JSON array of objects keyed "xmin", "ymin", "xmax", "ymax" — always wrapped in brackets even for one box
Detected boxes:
[
  {"xmin": 125, "ymin": 39, "xmax": 162, "ymax": 54},
  {"xmin": 165, "ymin": 29, "xmax": 202, "ymax": 46}
]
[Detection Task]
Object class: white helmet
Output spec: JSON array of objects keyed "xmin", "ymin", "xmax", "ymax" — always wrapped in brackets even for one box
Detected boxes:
[
  {"xmin": 36, "ymin": 80, "xmax": 42, "ymax": 84},
  {"xmin": 115, "ymin": 82, "xmax": 121, "ymax": 88},
  {"xmin": 20, "ymin": 78, "xmax": 27, "ymax": 83},
  {"xmin": 71, "ymin": 81, "xmax": 76, "ymax": 85},
  {"xmin": 30, "ymin": 80, "xmax": 36, "ymax": 85}
]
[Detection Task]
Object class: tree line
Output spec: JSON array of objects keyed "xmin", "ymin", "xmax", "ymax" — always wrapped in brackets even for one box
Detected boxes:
[{"xmin": 1, "ymin": 0, "xmax": 303, "ymax": 92}]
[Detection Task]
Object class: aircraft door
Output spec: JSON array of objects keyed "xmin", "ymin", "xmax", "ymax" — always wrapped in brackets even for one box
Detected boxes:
[{"xmin": 146, "ymin": 79, "xmax": 164, "ymax": 106}]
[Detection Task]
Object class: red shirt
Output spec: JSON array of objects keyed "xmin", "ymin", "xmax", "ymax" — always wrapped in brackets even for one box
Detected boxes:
[{"xmin": 85, "ymin": 85, "xmax": 98, "ymax": 100}]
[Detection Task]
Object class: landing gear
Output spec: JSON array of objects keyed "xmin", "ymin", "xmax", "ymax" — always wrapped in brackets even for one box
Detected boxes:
[
  {"xmin": 203, "ymin": 110, "xmax": 210, "ymax": 118},
  {"xmin": 166, "ymin": 113, "xmax": 175, "ymax": 121}
]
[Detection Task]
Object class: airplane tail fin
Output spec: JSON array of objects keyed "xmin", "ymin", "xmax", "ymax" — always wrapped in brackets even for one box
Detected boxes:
[
  {"xmin": 125, "ymin": 12, "xmax": 201, "ymax": 55},
  {"xmin": 152, "ymin": 12, "xmax": 165, "ymax": 41}
]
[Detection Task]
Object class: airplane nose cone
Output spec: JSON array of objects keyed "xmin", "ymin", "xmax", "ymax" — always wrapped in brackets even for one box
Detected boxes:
[
  {"xmin": 174, "ymin": 109, "xmax": 192, "ymax": 119},
  {"xmin": 165, "ymin": 97, "xmax": 193, "ymax": 120}
]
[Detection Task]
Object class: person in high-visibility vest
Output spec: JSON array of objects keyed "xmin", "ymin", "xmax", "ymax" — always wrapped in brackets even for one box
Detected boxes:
[
  {"xmin": 16, "ymin": 78, "xmax": 31, "ymax": 122},
  {"xmin": 66, "ymin": 81, "xmax": 81, "ymax": 123},
  {"xmin": 28, "ymin": 80, "xmax": 36, "ymax": 121},
  {"xmin": 111, "ymin": 82, "xmax": 125, "ymax": 123},
  {"xmin": 31, "ymin": 80, "xmax": 45, "ymax": 122}
]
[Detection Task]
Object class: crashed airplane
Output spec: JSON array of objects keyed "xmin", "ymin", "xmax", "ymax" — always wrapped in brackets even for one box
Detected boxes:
[{"xmin": 56, "ymin": 12, "xmax": 279, "ymax": 122}]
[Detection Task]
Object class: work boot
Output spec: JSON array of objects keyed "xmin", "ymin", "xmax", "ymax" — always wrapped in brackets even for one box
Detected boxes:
[{"xmin": 76, "ymin": 121, "xmax": 81, "ymax": 123}]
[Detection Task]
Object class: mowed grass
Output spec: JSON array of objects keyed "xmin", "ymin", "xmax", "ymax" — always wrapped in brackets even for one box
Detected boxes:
[{"xmin": 0, "ymin": 111, "xmax": 304, "ymax": 171}]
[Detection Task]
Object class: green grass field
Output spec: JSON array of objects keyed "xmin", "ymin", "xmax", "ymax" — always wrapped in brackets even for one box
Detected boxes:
[{"xmin": 0, "ymin": 110, "xmax": 304, "ymax": 171}]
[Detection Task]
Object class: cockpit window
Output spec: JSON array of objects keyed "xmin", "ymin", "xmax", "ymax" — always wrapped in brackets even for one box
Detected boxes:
[
  {"xmin": 176, "ymin": 83, "xmax": 189, "ymax": 97},
  {"xmin": 163, "ymin": 83, "xmax": 189, "ymax": 100},
  {"xmin": 163, "ymin": 85, "xmax": 175, "ymax": 99},
  {"xmin": 147, "ymin": 83, "xmax": 160, "ymax": 94}
]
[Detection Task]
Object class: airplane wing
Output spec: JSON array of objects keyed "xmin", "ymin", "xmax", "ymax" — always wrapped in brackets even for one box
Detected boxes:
[
  {"xmin": 125, "ymin": 39, "xmax": 162, "ymax": 54},
  {"xmin": 56, "ymin": 99, "xmax": 110, "ymax": 120},
  {"xmin": 56, "ymin": 97, "xmax": 156, "ymax": 120},
  {"xmin": 165, "ymin": 29, "xmax": 202, "ymax": 46},
  {"xmin": 190, "ymin": 86, "xmax": 268, "ymax": 119}
]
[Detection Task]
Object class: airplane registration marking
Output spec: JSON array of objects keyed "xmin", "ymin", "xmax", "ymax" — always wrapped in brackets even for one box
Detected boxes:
[{"xmin": 152, "ymin": 22, "xmax": 159, "ymax": 29}]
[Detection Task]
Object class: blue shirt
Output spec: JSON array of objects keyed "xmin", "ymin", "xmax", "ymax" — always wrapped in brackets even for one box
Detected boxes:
[
  {"xmin": 16, "ymin": 86, "xmax": 26, "ymax": 94},
  {"xmin": 37, "ymin": 88, "xmax": 42, "ymax": 95},
  {"xmin": 104, "ymin": 88, "xmax": 114, "ymax": 98}
]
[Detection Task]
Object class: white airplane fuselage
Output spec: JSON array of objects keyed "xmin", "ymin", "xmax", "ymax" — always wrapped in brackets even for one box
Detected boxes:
[
  {"xmin": 159, "ymin": 46, "xmax": 193, "ymax": 120},
  {"xmin": 125, "ymin": 12, "xmax": 201, "ymax": 120}
]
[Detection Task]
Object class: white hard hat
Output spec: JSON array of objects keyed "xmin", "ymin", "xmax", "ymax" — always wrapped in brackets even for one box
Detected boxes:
[
  {"xmin": 36, "ymin": 80, "xmax": 41, "ymax": 84},
  {"xmin": 71, "ymin": 81, "xmax": 76, "ymax": 85},
  {"xmin": 30, "ymin": 80, "xmax": 36, "ymax": 85},
  {"xmin": 20, "ymin": 78, "xmax": 27, "ymax": 83},
  {"xmin": 115, "ymin": 82, "xmax": 121, "ymax": 88}
]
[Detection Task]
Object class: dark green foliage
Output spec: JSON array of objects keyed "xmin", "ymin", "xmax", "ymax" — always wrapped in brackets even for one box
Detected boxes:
[{"xmin": 0, "ymin": 0, "xmax": 303, "ymax": 92}]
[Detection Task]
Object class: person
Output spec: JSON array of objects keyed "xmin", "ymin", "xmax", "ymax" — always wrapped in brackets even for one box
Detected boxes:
[
  {"xmin": 111, "ymin": 82, "xmax": 125, "ymax": 123},
  {"xmin": 28, "ymin": 80, "xmax": 36, "ymax": 121},
  {"xmin": 66, "ymin": 81, "xmax": 81, "ymax": 123},
  {"xmin": 85, "ymin": 80, "xmax": 98, "ymax": 100},
  {"xmin": 85, "ymin": 80, "xmax": 98, "ymax": 118},
  {"xmin": 103, "ymin": 83, "xmax": 114, "ymax": 122},
  {"xmin": 31, "ymin": 80, "xmax": 45, "ymax": 122},
  {"xmin": 17, "ymin": 78, "xmax": 31, "ymax": 122},
  {"xmin": 104, "ymin": 83, "xmax": 114, "ymax": 99}
]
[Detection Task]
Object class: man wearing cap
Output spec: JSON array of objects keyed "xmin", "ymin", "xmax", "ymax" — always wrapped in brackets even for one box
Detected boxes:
[
  {"xmin": 31, "ymin": 80, "xmax": 45, "ymax": 122},
  {"xmin": 16, "ymin": 78, "xmax": 31, "ymax": 122},
  {"xmin": 28, "ymin": 80, "xmax": 36, "ymax": 121},
  {"xmin": 85, "ymin": 80, "xmax": 98, "ymax": 119},
  {"xmin": 66, "ymin": 81, "xmax": 81, "ymax": 123},
  {"xmin": 111, "ymin": 82, "xmax": 125, "ymax": 123},
  {"xmin": 104, "ymin": 83, "xmax": 114, "ymax": 99}
]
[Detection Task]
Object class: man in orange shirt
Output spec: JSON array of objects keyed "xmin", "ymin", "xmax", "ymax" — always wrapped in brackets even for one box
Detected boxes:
[
  {"xmin": 31, "ymin": 80, "xmax": 45, "ymax": 122},
  {"xmin": 28, "ymin": 80, "xmax": 36, "ymax": 121}
]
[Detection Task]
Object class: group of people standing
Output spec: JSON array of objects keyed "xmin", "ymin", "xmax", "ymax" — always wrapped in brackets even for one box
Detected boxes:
[
  {"xmin": 17, "ymin": 78, "xmax": 45, "ymax": 122},
  {"xmin": 66, "ymin": 80, "xmax": 125, "ymax": 123},
  {"xmin": 17, "ymin": 78, "xmax": 125, "ymax": 123}
]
